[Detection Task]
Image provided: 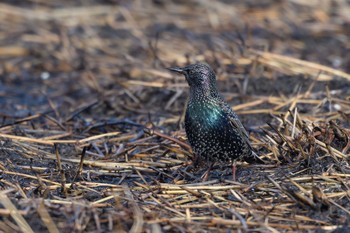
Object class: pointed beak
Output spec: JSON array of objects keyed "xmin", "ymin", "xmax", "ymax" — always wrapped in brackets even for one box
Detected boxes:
[{"xmin": 167, "ymin": 66, "xmax": 185, "ymax": 74}]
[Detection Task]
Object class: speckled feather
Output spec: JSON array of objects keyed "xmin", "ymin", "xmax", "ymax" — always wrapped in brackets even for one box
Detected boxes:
[{"xmin": 169, "ymin": 63, "xmax": 257, "ymax": 163}]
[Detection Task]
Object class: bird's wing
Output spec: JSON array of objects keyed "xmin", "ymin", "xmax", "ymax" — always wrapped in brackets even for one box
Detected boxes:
[
  {"xmin": 228, "ymin": 114, "xmax": 253, "ymax": 149},
  {"xmin": 219, "ymin": 101, "xmax": 252, "ymax": 148},
  {"xmin": 221, "ymin": 102, "xmax": 265, "ymax": 163}
]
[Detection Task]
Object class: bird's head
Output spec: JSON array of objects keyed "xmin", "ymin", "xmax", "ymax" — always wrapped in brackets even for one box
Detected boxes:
[{"xmin": 168, "ymin": 63, "xmax": 218, "ymax": 97}]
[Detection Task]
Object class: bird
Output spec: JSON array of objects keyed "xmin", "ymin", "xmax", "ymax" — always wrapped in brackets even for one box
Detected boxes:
[{"xmin": 168, "ymin": 63, "xmax": 261, "ymax": 179}]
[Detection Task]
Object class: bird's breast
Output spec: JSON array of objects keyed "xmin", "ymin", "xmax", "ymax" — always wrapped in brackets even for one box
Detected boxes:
[{"xmin": 185, "ymin": 102, "xmax": 227, "ymax": 131}]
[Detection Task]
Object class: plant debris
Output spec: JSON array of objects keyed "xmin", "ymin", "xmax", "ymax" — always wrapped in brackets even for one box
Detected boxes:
[{"xmin": 0, "ymin": 0, "xmax": 350, "ymax": 232}]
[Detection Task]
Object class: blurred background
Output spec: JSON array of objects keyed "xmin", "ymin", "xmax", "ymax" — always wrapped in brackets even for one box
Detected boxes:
[
  {"xmin": 1, "ymin": 0, "xmax": 349, "ymax": 131},
  {"xmin": 1, "ymin": 1, "xmax": 350, "ymax": 232}
]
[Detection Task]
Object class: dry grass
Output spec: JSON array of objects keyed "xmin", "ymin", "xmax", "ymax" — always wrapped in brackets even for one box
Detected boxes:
[{"xmin": 0, "ymin": 0, "xmax": 350, "ymax": 232}]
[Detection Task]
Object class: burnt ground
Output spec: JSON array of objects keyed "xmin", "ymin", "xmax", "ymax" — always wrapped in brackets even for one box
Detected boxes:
[{"xmin": 0, "ymin": 0, "xmax": 350, "ymax": 232}]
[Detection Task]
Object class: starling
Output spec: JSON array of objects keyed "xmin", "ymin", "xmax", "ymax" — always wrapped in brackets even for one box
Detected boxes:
[{"xmin": 168, "ymin": 63, "xmax": 260, "ymax": 169}]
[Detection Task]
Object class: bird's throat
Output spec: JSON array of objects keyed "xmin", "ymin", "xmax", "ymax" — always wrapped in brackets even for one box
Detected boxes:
[{"xmin": 189, "ymin": 85, "xmax": 219, "ymax": 101}]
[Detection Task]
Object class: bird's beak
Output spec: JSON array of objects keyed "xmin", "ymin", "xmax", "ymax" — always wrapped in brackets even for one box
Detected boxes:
[{"xmin": 167, "ymin": 67, "xmax": 185, "ymax": 74}]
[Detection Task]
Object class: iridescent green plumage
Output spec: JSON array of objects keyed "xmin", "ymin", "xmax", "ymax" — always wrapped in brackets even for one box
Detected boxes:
[{"xmin": 169, "ymin": 63, "xmax": 260, "ymax": 164}]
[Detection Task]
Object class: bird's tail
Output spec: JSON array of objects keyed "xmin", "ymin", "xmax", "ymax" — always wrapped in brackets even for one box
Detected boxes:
[{"xmin": 244, "ymin": 151, "xmax": 265, "ymax": 164}]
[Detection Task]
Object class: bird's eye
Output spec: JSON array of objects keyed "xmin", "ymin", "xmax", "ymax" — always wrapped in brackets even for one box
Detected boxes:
[{"xmin": 188, "ymin": 70, "xmax": 194, "ymax": 75}]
